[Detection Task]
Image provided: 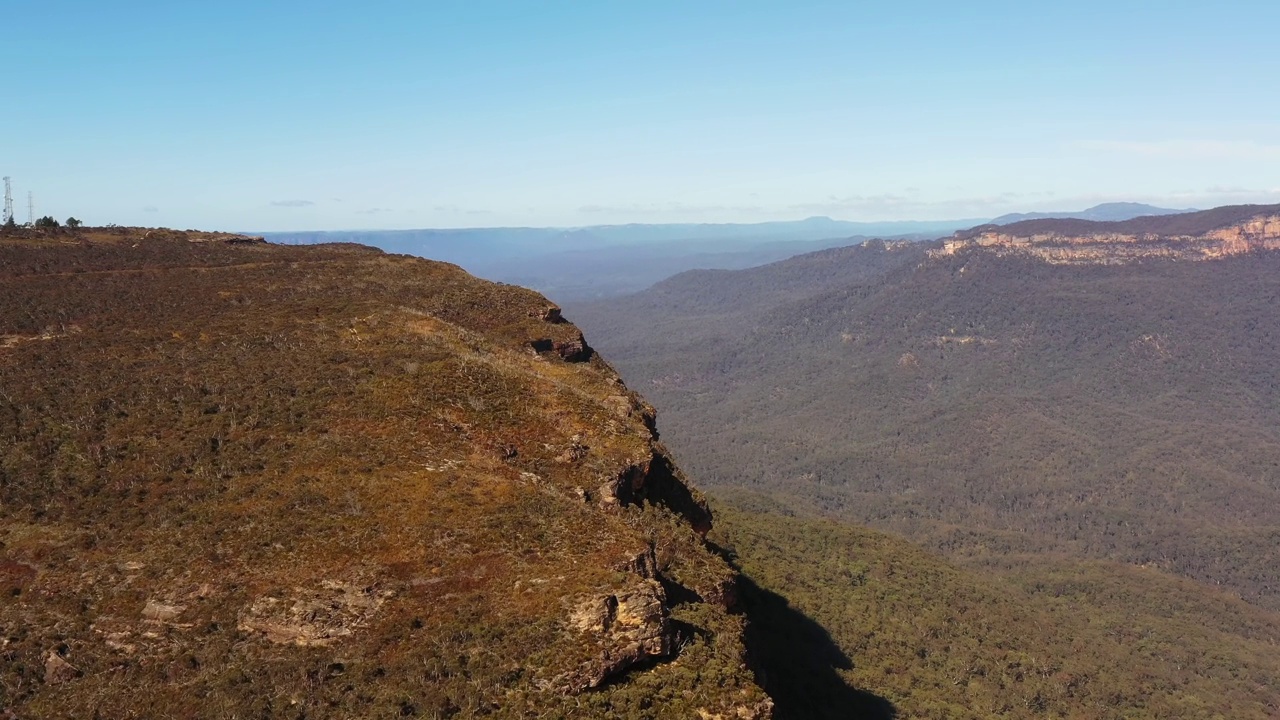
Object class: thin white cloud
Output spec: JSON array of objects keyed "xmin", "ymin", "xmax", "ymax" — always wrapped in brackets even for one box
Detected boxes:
[
  {"xmin": 270, "ymin": 199, "xmax": 315, "ymax": 208},
  {"xmin": 990, "ymin": 188, "xmax": 1280, "ymax": 215},
  {"xmin": 1077, "ymin": 139, "xmax": 1280, "ymax": 160},
  {"xmin": 1159, "ymin": 187, "xmax": 1280, "ymax": 204},
  {"xmin": 578, "ymin": 202, "xmax": 766, "ymax": 216},
  {"xmin": 788, "ymin": 194, "xmax": 1016, "ymax": 217},
  {"xmin": 433, "ymin": 204, "xmax": 495, "ymax": 216},
  {"xmin": 788, "ymin": 187, "xmax": 1280, "ymax": 221}
]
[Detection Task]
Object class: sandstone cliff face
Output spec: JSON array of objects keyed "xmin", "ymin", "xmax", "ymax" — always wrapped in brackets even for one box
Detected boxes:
[
  {"xmin": 935, "ymin": 213, "xmax": 1280, "ymax": 264},
  {"xmin": 0, "ymin": 228, "xmax": 770, "ymax": 719}
]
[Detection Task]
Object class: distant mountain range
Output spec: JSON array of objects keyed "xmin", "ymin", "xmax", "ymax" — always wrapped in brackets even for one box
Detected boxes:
[
  {"xmin": 259, "ymin": 203, "xmax": 1198, "ymax": 301},
  {"xmin": 261, "ymin": 217, "xmax": 982, "ymax": 302},
  {"xmin": 261, "ymin": 216, "xmax": 979, "ymax": 263},
  {"xmin": 988, "ymin": 202, "xmax": 1191, "ymax": 225}
]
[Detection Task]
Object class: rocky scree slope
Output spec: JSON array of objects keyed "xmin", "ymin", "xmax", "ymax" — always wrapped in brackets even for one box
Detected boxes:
[{"xmin": 0, "ymin": 227, "xmax": 770, "ymax": 719}]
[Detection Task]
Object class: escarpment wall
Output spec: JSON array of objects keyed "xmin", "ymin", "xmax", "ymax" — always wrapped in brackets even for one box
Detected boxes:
[{"xmin": 935, "ymin": 213, "xmax": 1280, "ymax": 264}]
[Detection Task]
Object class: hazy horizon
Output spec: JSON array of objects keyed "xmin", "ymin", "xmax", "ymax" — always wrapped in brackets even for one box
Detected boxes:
[
  {"xmin": 249, "ymin": 200, "xmax": 1178, "ymax": 235},
  {"xmin": 255, "ymin": 213, "xmax": 989, "ymax": 235}
]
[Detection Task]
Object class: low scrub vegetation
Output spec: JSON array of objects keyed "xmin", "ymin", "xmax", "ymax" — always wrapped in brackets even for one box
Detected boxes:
[{"xmin": 0, "ymin": 228, "xmax": 766, "ymax": 718}]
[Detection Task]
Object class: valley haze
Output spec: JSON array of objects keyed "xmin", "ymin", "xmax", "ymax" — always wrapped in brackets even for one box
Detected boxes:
[{"xmin": 261, "ymin": 203, "xmax": 1183, "ymax": 301}]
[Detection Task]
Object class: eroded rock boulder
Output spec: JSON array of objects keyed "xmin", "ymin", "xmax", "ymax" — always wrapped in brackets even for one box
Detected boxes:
[{"xmin": 565, "ymin": 579, "xmax": 672, "ymax": 692}]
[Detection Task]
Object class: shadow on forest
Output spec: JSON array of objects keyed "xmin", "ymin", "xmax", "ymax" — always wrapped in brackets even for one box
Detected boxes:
[{"xmin": 733, "ymin": 567, "xmax": 896, "ymax": 719}]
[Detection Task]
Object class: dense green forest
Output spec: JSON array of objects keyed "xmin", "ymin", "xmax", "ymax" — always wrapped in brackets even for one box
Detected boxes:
[
  {"xmin": 574, "ymin": 245, "xmax": 1280, "ymax": 611},
  {"xmin": 569, "ymin": 230, "xmax": 1280, "ymax": 714},
  {"xmin": 715, "ymin": 497, "xmax": 1280, "ymax": 719}
]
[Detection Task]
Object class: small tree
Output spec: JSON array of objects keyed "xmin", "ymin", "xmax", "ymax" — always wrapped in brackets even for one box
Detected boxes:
[
  {"xmin": 2, "ymin": 215, "xmax": 15, "ymax": 231},
  {"xmin": 35, "ymin": 216, "xmax": 60, "ymax": 229},
  {"xmin": 66, "ymin": 217, "xmax": 83, "ymax": 229}
]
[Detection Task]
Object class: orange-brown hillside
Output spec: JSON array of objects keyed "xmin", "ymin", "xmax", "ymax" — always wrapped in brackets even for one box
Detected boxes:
[{"xmin": 0, "ymin": 226, "xmax": 770, "ymax": 718}]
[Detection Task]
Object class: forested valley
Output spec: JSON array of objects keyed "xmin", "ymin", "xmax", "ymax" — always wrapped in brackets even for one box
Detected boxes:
[{"xmin": 571, "ymin": 213, "xmax": 1280, "ymax": 717}]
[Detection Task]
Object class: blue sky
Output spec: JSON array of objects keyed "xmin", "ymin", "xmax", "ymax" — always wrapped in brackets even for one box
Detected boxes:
[{"xmin": 5, "ymin": 0, "xmax": 1279, "ymax": 230}]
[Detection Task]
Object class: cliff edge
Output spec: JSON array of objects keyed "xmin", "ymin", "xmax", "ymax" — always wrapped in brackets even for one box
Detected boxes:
[
  {"xmin": 0, "ymin": 227, "xmax": 770, "ymax": 718},
  {"xmin": 937, "ymin": 203, "xmax": 1280, "ymax": 264}
]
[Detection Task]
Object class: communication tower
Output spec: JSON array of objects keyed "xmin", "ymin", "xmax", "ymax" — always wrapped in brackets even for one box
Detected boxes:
[
  {"xmin": 27, "ymin": 192, "xmax": 34, "ymax": 226},
  {"xmin": 2, "ymin": 177, "xmax": 11, "ymax": 224}
]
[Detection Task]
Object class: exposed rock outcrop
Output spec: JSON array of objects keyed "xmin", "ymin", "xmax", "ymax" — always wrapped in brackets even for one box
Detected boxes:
[
  {"xmin": 597, "ymin": 448, "xmax": 714, "ymax": 536},
  {"xmin": 565, "ymin": 580, "xmax": 672, "ymax": 692},
  {"xmin": 237, "ymin": 581, "xmax": 394, "ymax": 647},
  {"xmin": 935, "ymin": 208, "xmax": 1280, "ymax": 265},
  {"xmin": 42, "ymin": 652, "xmax": 79, "ymax": 685},
  {"xmin": 528, "ymin": 331, "xmax": 594, "ymax": 362}
]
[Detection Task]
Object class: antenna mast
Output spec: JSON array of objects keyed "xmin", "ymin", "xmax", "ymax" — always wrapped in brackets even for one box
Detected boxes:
[
  {"xmin": 27, "ymin": 192, "xmax": 34, "ymax": 226},
  {"xmin": 2, "ymin": 177, "xmax": 11, "ymax": 224}
]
